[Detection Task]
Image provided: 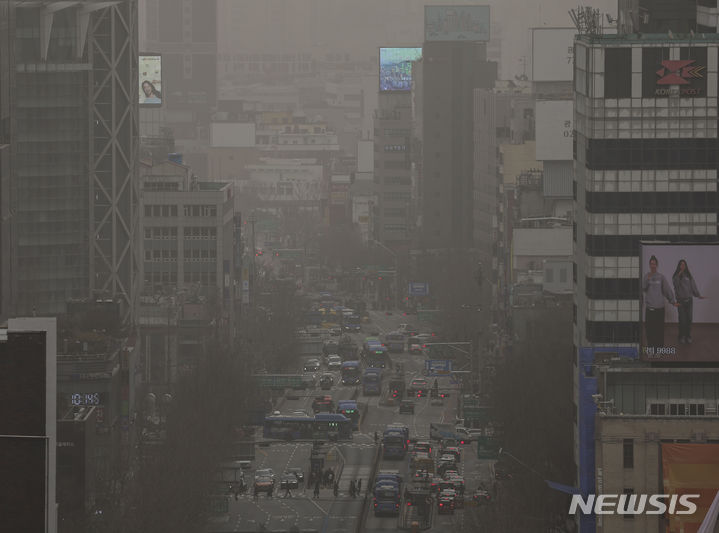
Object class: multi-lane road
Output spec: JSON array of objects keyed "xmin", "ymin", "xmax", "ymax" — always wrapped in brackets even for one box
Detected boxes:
[{"xmin": 206, "ymin": 310, "xmax": 495, "ymax": 532}]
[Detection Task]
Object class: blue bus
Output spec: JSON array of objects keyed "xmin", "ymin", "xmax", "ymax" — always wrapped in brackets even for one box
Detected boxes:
[
  {"xmin": 337, "ymin": 400, "xmax": 360, "ymax": 430},
  {"xmin": 343, "ymin": 313, "xmax": 361, "ymax": 332},
  {"xmin": 365, "ymin": 346, "xmax": 390, "ymax": 369},
  {"xmin": 362, "ymin": 368, "xmax": 383, "ymax": 395},
  {"xmin": 384, "ymin": 332, "xmax": 405, "ymax": 353},
  {"xmin": 263, "ymin": 413, "xmax": 353, "ymax": 441},
  {"xmin": 373, "ymin": 482, "xmax": 401, "ymax": 516},
  {"xmin": 382, "ymin": 427, "xmax": 408, "ymax": 459},
  {"xmin": 341, "ymin": 361, "xmax": 362, "ymax": 385}
]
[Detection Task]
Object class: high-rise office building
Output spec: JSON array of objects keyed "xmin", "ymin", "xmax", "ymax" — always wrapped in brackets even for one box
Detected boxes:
[
  {"xmin": 8, "ymin": 1, "xmax": 138, "ymax": 319},
  {"xmin": 572, "ymin": 33, "xmax": 719, "ymax": 531},
  {"xmin": 573, "ymin": 34, "xmax": 719, "ymax": 347},
  {"xmin": 0, "ymin": 318, "xmax": 57, "ymax": 533},
  {"xmin": 374, "ymin": 93, "xmax": 414, "ymax": 246},
  {"xmin": 420, "ymin": 41, "xmax": 496, "ymax": 250},
  {"xmin": 0, "ymin": 0, "xmax": 13, "ymax": 320},
  {"xmin": 141, "ymin": 0, "xmax": 217, "ymax": 174}
]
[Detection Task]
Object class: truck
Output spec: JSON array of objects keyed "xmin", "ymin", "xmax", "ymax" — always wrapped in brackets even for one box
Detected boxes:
[
  {"xmin": 337, "ymin": 336, "xmax": 358, "ymax": 361},
  {"xmin": 429, "ymin": 423, "xmax": 468, "ymax": 444},
  {"xmin": 297, "ymin": 337, "xmax": 324, "ymax": 357}
]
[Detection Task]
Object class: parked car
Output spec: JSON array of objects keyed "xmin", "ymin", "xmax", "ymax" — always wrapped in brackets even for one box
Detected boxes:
[{"xmin": 399, "ymin": 400, "xmax": 415, "ymax": 414}]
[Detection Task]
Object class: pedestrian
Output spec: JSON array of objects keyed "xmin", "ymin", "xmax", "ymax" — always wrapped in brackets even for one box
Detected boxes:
[
  {"xmin": 672, "ymin": 259, "xmax": 706, "ymax": 344},
  {"xmin": 349, "ymin": 480, "xmax": 356, "ymax": 498},
  {"xmin": 233, "ymin": 483, "xmax": 240, "ymax": 501},
  {"xmin": 643, "ymin": 255, "xmax": 679, "ymax": 350},
  {"xmin": 314, "ymin": 481, "xmax": 320, "ymax": 499},
  {"xmin": 268, "ymin": 485, "xmax": 273, "ymax": 499},
  {"xmin": 357, "ymin": 479, "xmax": 362, "ymax": 493},
  {"xmin": 374, "ymin": 431, "xmax": 379, "ymax": 445},
  {"xmin": 333, "ymin": 481, "xmax": 339, "ymax": 498},
  {"xmin": 284, "ymin": 485, "xmax": 292, "ymax": 498}
]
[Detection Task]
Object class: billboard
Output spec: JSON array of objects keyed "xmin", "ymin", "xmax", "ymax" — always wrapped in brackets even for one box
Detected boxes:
[
  {"xmin": 531, "ymin": 27, "xmax": 576, "ymax": 82},
  {"xmin": 139, "ymin": 54, "xmax": 162, "ymax": 107},
  {"xmin": 640, "ymin": 243, "xmax": 719, "ymax": 362},
  {"xmin": 662, "ymin": 443, "xmax": 719, "ymax": 533},
  {"xmin": 379, "ymin": 47, "xmax": 422, "ymax": 92},
  {"xmin": 535, "ymin": 100, "xmax": 573, "ymax": 160},
  {"xmin": 424, "ymin": 5, "xmax": 490, "ymax": 42}
]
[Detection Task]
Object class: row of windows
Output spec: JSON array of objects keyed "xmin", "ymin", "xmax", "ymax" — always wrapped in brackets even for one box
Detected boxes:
[
  {"xmin": 185, "ymin": 227, "xmax": 217, "ymax": 239},
  {"xmin": 143, "ymin": 271, "xmax": 217, "ymax": 285},
  {"xmin": 384, "ymin": 161, "xmax": 409, "ymax": 170},
  {"xmin": 184, "ymin": 205, "xmax": 217, "ymax": 217},
  {"xmin": 145, "ymin": 250, "xmax": 177, "ymax": 262},
  {"xmin": 183, "ymin": 249, "xmax": 217, "ymax": 260},
  {"xmin": 585, "ymin": 191, "xmax": 719, "ymax": 213},
  {"xmin": 384, "ymin": 207, "xmax": 407, "ymax": 217},
  {"xmin": 585, "ymin": 320, "xmax": 639, "ymax": 343},
  {"xmin": 144, "ymin": 227, "xmax": 178, "ymax": 240},
  {"xmin": 144, "ymin": 205, "xmax": 178, "ymax": 218},
  {"xmin": 143, "ymin": 249, "xmax": 217, "ymax": 261},
  {"xmin": 585, "ymin": 234, "xmax": 719, "ymax": 257},
  {"xmin": 585, "ymin": 138, "xmax": 719, "ymax": 171},
  {"xmin": 383, "ymin": 224, "xmax": 407, "ymax": 232},
  {"xmin": 144, "ymin": 271, "xmax": 178, "ymax": 284},
  {"xmin": 144, "ymin": 227, "xmax": 219, "ymax": 240}
]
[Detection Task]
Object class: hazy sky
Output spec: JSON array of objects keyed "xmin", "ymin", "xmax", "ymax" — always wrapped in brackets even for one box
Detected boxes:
[{"xmin": 218, "ymin": 0, "xmax": 617, "ymax": 79}]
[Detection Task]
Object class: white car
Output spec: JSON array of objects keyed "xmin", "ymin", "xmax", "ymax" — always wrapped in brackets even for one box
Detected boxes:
[
  {"xmin": 454, "ymin": 427, "xmax": 485, "ymax": 441},
  {"xmin": 327, "ymin": 355, "xmax": 342, "ymax": 370}
]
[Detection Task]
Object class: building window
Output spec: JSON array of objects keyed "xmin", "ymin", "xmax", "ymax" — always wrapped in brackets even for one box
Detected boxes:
[
  {"xmin": 604, "ymin": 48, "xmax": 631, "ymax": 99},
  {"xmin": 183, "ymin": 205, "xmax": 217, "ymax": 217},
  {"xmin": 649, "ymin": 403, "xmax": 666, "ymax": 415},
  {"xmin": 545, "ymin": 268, "xmax": 554, "ymax": 283},
  {"xmin": 623, "ymin": 439, "xmax": 633, "ymax": 469}
]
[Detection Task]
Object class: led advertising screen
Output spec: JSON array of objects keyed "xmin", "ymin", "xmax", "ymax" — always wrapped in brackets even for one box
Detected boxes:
[
  {"xmin": 139, "ymin": 54, "xmax": 162, "ymax": 107},
  {"xmin": 379, "ymin": 47, "xmax": 422, "ymax": 92},
  {"xmin": 424, "ymin": 5, "xmax": 490, "ymax": 42},
  {"xmin": 640, "ymin": 243, "xmax": 719, "ymax": 362}
]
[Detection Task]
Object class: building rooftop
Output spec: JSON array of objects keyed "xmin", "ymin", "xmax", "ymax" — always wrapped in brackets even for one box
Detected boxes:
[{"xmin": 579, "ymin": 32, "xmax": 719, "ymax": 45}]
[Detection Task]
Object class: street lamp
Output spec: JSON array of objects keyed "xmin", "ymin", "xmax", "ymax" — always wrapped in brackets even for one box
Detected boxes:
[{"xmin": 370, "ymin": 239, "xmax": 399, "ymax": 310}]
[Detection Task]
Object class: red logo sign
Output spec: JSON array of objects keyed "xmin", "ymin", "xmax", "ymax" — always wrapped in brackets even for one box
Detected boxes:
[{"xmin": 656, "ymin": 60, "xmax": 704, "ymax": 85}]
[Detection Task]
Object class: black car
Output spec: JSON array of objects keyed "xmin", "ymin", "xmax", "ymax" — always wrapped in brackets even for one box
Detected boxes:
[
  {"xmin": 319, "ymin": 373, "xmax": 334, "ymax": 390},
  {"xmin": 286, "ymin": 467, "xmax": 304, "ymax": 483},
  {"xmin": 399, "ymin": 400, "xmax": 415, "ymax": 414},
  {"xmin": 280, "ymin": 473, "xmax": 299, "ymax": 490}
]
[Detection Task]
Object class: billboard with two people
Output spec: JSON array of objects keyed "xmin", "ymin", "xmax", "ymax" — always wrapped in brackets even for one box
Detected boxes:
[{"xmin": 640, "ymin": 243, "xmax": 719, "ymax": 362}]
